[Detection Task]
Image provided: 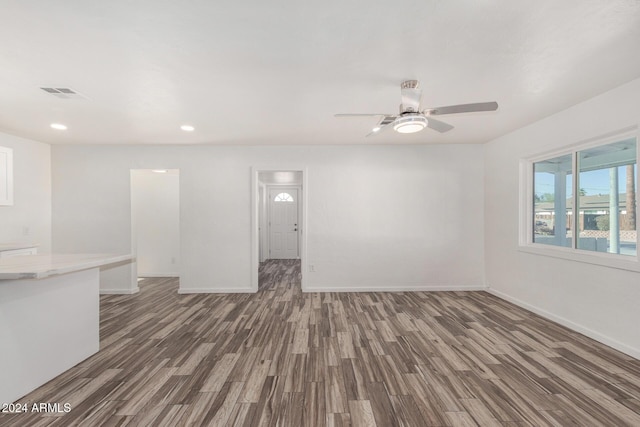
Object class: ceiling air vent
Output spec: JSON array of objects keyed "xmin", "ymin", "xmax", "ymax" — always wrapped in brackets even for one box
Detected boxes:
[{"xmin": 40, "ymin": 87, "xmax": 87, "ymax": 99}]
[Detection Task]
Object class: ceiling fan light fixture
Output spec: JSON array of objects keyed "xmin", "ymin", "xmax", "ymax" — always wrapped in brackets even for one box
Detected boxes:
[{"xmin": 393, "ymin": 115, "xmax": 428, "ymax": 134}]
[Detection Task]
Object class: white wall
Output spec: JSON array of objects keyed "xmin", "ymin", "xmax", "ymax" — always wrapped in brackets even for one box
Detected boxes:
[
  {"xmin": 485, "ymin": 77, "xmax": 640, "ymax": 358},
  {"xmin": 51, "ymin": 144, "xmax": 485, "ymax": 293},
  {"xmin": 51, "ymin": 145, "xmax": 136, "ymax": 293},
  {"xmin": 305, "ymin": 146, "xmax": 484, "ymax": 291},
  {"xmin": 0, "ymin": 133, "xmax": 51, "ymax": 252},
  {"xmin": 131, "ymin": 170, "xmax": 180, "ymax": 277}
]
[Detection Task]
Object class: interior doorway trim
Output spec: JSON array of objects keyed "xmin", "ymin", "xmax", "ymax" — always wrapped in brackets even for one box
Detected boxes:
[
  {"xmin": 130, "ymin": 168, "xmax": 181, "ymax": 291},
  {"xmin": 251, "ymin": 166, "xmax": 308, "ymax": 292}
]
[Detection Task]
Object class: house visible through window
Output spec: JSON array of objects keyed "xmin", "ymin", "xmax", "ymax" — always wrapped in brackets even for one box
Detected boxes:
[
  {"xmin": 530, "ymin": 136, "xmax": 637, "ymax": 257},
  {"xmin": 274, "ymin": 192, "xmax": 294, "ymax": 202}
]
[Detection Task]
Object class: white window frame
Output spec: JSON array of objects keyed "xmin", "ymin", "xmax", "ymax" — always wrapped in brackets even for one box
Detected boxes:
[{"xmin": 519, "ymin": 126, "xmax": 640, "ymax": 272}]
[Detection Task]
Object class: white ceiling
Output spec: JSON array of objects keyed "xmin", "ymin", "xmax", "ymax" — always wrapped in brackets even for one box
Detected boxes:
[{"xmin": 1, "ymin": 1, "xmax": 639, "ymax": 146}]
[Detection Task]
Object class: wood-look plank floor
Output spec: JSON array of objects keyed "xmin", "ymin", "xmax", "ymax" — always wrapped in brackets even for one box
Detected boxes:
[{"xmin": 2, "ymin": 259, "xmax": 640, "ymax": 426}]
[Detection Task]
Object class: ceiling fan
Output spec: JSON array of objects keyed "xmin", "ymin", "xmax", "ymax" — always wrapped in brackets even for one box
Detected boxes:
[{"xmin": 335, "ymin": 80, "xmax": 498, "ymax": 136}]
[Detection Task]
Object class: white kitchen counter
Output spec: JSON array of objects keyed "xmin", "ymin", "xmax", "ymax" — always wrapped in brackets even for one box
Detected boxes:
[
  {"xmin": 0, "ymin": 243, "xmax": 39, "ymax": 252},
  {"xmin": 0, "ymin": 243, "xmax": 39, "ymax": 258},
  {"xmin": 0, "ymin": 253, "xmax": 133, "ymax": 280},
  {"xmin": 0, "ymin": 253, "xmax": 133, "ymax": 404}
]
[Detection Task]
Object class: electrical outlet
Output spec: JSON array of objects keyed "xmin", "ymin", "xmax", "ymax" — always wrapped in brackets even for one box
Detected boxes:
[
  {"xmin": 22, "ymin": 226, "xmax": 30, "ymax": 236},
  {"xmin": 171, "ymin": 257, "xmax": 176, "ymax": 264},
  {"xmin": 308, "ymin": 264, "xmax": 315, "ymax": 272}
]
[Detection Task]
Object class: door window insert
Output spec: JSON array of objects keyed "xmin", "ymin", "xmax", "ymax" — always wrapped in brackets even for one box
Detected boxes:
[{"xmin": 274, "ymin": 192, "xmax": 294, "ymax": 202}]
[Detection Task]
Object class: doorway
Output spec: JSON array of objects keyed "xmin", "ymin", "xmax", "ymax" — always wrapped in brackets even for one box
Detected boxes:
[
  {"xmin": 130, "ymin": 169, "xmax": 180, "ymax": 285},
  {"xmin": 268, "ymin": 187, "xmax": 300, "ymax": 259},
  {"xmin": 252, "ymin": 168, "xmax": 307, "ymax": 292}
]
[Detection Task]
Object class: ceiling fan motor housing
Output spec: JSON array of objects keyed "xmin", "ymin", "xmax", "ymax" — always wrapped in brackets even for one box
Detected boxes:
[
  {"xmin": 400, "ymin": 80, "xmax": 422, "ymax": 114},
  {"xmin": 400, "ymin": 104, "xmax": 419, "ymax": 114}
]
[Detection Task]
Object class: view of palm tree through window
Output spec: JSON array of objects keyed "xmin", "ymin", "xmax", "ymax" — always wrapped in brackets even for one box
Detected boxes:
[{"xmin": 533, "ymin": 138, "xmax": 637, "ymax": 256}]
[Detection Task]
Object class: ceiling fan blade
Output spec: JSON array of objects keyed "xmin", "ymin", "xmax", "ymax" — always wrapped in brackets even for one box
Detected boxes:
[
  {"xmin": 426, "ymin": 101, "xmax": 498, "ymax": 115},
  {"xmin": 365, "ymin": 115, "xmax": 397, "ymax": 137},
  {"xmin": 366, "ymin": 123, "xmax": 392, "ymax": 137},
  {"xmin": 426, "ymin": 117, "xmax": 454, "ymax": 133},
  {"xmin": 335, "ymin": 113, "xmax": 391, "ymax": 117}
]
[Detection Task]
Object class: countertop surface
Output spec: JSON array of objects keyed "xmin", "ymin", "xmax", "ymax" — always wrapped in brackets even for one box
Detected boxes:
[
  {"xmin": 0, "ymin": 243, "xmax": 39, "ymax": 251},
  {"xmin": 0, "ymin": 253, "xmax": 133, "ymax": 280}
]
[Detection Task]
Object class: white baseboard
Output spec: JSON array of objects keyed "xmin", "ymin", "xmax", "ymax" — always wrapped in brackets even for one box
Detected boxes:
[
  {"xmin": 178, "ymin": 287, "xmax": 256, "ymax": 294},
  {"xmin": 138, "ymin": 273, "xmax": 179, "ymax": 278},
  {"xmin": 100, "ymin": 286, "xmax": 140, "ymax": 295},
  {"xmin": 487, "ymin": 287, "xmax": 640, "ymax": 360},
  {"xmin": 302, "ymin": 284, "xmax": 488, "ymax": 293}
]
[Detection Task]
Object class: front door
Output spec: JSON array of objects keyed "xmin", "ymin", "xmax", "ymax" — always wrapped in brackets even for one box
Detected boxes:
[{"xmin": 269, "ymin": 187, "xmax": 299, "ymax": 259}]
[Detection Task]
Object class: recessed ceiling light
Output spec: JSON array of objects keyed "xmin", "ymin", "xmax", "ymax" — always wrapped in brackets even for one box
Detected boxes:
[
  {"xmin": 152, "ymin": 169, "xmax": 168, "ymax": 173},
  {"xmin": 372, "ymin": 126, "xmax": 381, "ymax": 133},
  {"xmin": 180, "ymin": 125, "xmax": 195, "ymax": 132},
  {"xmin": 50, "ymin": 123, "xmax": 67, "ymax": 130}
]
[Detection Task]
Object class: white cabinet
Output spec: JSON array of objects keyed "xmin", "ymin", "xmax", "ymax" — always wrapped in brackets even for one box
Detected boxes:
[{"xmin": 0, "ymin": 246, "xmax": 37, "ymax": 258}]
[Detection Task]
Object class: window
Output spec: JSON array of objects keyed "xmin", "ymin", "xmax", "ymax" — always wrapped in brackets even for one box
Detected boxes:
[
  {"xmin": 274, "ymin": 192, "xmax": 294, "ymax": 202},
  {"xmin": 533, "ymin": 154, "xmax": 572, "ymax": 248},
  {"xmin": 526, "ymin": 135, "xmax": 637, "ymax": 258},
  {"xmin": 577, "ymin": 139, "xmax": 637, "ymax": 256}
]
